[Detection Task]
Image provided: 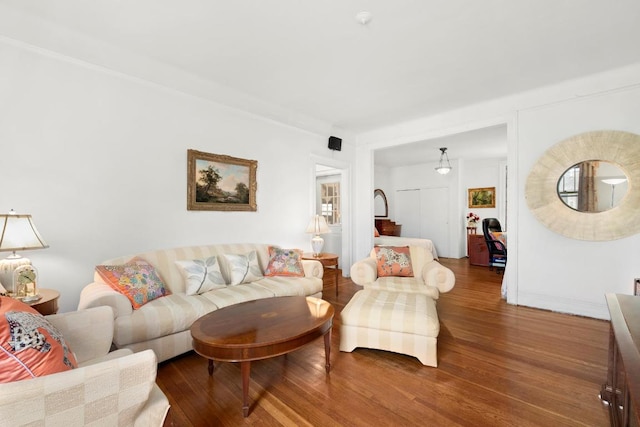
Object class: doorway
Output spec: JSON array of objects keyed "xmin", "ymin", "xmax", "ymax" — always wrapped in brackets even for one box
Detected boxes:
[{"xmin": 313, "ymin": 162, "xmax": 350, "ymax": 271}]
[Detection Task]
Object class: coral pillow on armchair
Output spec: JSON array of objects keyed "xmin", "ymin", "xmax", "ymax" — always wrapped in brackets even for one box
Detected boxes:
[
  {"xmin": 374, "ymin": 246, "xmax": 414, "ymax": 277},
  {"xmin": 0, "ymin": 297, "xmax": 78, "ymax": 383}
]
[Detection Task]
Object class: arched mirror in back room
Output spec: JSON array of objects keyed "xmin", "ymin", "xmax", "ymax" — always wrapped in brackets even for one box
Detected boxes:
[
  {"xmin": 314, "ymin": 164, "xmax": 344, "ymax": 268},
  {"xmin": 373, "ymin": 125, "xmax": 508, "ymax": 259}
]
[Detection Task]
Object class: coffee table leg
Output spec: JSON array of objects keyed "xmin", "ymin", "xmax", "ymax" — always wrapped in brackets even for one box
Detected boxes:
[
  {"xmin": 208, "ymin": 359, "xmax": 214, "ymax": 375},
  {"xmin": 324, "ymin": 329, "xmax": 331, "ymax": 373},
  {"xmin": 241, "ymin": 361, "xmax": 251, "ymax": 417}
]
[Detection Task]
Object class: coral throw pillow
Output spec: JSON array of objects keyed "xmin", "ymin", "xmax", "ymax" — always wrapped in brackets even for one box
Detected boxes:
[
  {"xmin": 264, "ymin": 247, "xmax": 305, "ymax": 277},
  {"xmin": 96, "ymin": 257, "xmax": 170, "ymax": 309},
  {"xmin": 175, "ymin": 256, "xmax": 226, "ymax": 295},
  {"xmin": 223, "ymin": 251, "xmax": 264, "ymax": 285},
  {"xmin": 0, "ymin": 297, "xmax": 78, "ymax": 383},
  {"xmin": 375, "ymin": 246, "xmax": 414, "ymax": 277}
]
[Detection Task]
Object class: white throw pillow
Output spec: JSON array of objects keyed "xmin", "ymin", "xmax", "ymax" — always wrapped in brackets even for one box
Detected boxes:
[
  {"xmin": 175, "ymin": 256, "xmax": 226, "ymax": 295},
  {"xmin": 222, "ymin": 251, "xmax": 263, "ymax": 285}
]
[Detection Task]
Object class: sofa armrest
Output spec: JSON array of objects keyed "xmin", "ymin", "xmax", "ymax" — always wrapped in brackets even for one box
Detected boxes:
[
  {"xmin": 422, "ymin": 261, "xmax": 455, "ymax": 294},
  {"xmin": 349, "ymin": 257, "xmax": 378, "ymax": 286},
  {"xmin": 301, "ymin": 259, "xmax": 324, "ymax": 279},
  {"xmin": 77, "ymin": 282, "xmax": 133, "ymax": 318},
  {"xmin": 0, "ymin": 350, "xmax": 166, "ymax": 426},
  {"xmin": 46, "ymin": 306, "xmax": 115, "ymax": 365}
]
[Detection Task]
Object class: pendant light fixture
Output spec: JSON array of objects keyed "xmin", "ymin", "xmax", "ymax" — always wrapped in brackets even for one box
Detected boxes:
[{"xmin": 435, "ymin": 147, "xmax": 452, "ymax": 175}]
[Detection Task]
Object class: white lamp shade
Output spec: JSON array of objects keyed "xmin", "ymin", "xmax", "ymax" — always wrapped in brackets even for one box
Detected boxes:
[
  {"xmin": 0, "ymin": 212, "xmax": 49, "ymax": 253},
  {"xmin": 305, "ymin": 215, "xmax": 331, "ymax": 235}
]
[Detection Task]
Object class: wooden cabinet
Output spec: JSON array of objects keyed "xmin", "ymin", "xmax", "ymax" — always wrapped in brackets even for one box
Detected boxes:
[
  {"xmin": 601, "ymin": 294, "xmax": 640, "ymax": 426},
  {"xmin": 375, "ymin": 219, "xmax": 402, "ymax": 236},
  {"xmin": 467, "ymin": 234, "xmax": 489, "ymax": 266}
]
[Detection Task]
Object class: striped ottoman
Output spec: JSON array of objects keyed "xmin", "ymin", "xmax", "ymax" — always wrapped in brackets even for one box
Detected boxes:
[{"xmin": 339, "ymin": 289, "xmax": 440, "ymax": 366}]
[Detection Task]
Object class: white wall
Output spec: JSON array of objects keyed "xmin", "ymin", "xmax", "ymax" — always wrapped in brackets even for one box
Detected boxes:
[
  {"xmin": 516, "ymin": 86, "xmax": 640, "ymax": 318},
  {"xmin": 355, "ymin": 62, "xmax": 640, "ymax": 319},
  {"xmin": 0, "ymin": 40, "xmax": 355, "ymax": 312}
]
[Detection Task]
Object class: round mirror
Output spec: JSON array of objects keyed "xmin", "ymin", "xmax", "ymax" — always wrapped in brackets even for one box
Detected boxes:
[
  {"xmin": 557, "ymin": 160, "xmax": 628, "ymax": 212},
  {"xmin": 374, "ymin": 189, "xmax": 388, "ymax": 217}
]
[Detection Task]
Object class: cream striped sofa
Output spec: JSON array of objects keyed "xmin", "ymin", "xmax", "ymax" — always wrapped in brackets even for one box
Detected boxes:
[{"xmin": 78, "ymin": 244, "xmax": 324, "ymax": 363}]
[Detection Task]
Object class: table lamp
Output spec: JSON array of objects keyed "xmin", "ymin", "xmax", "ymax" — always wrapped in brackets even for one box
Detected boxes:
[
  {"xmin": 0, "ymin": 210, "xmax": 49, "ymax": 298},
  {"xmin": 305, "ymin": 215, "xmax": 330, "ymax": 257}
]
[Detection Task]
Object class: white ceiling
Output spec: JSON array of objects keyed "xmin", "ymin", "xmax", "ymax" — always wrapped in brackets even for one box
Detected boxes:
[
  {"xmin": 374, "ymin": 125, "xmax": 508, "ymax": 167},
  {"xmin": 1, "ymin": 1, "xmax": 639, "ymax": 165}
]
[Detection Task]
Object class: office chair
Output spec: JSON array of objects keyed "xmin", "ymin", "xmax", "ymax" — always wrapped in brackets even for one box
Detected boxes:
[{"xmin": 482, "ymin": 218, "xmax": 506, "ymax": 273}]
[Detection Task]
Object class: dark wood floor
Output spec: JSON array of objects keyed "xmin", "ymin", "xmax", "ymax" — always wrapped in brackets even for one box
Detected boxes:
[{"xmin": 157, "ymin": 258, "xmax": 611, "ymax": 426}]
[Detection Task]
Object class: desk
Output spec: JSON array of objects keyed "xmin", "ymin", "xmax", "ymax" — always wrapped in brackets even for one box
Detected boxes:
[{"xmin": 302, "ymin": 253, "xmax": 339, "ymax": 296}]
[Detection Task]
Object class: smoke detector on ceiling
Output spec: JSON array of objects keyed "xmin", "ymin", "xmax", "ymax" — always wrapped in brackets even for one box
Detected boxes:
[{"xmin": 355, "ymin": 11, "xmax": 372, "ymax": 25}]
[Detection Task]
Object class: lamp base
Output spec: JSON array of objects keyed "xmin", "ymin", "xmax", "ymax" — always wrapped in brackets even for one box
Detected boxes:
[
  {"xmin": 0, "ymin": 254, "xmax": 31, "ymax": 296},
  {"xmin": 311, "ymin": 235, "xmax": 324, "ymax": 257}
]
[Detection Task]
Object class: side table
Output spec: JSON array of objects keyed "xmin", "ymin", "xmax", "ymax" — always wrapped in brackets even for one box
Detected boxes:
[
  {"xmin": 303, "ymin": 253, "xmax": 339, "ymax": 296},
  {"xmin": 27, "ymin": 288, "xmax": 60, "ymax": 315}
]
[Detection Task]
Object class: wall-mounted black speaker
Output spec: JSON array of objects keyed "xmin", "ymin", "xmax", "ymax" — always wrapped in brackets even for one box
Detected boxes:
[{"xmin": 328, "ymin": 136, "xmax": 342, "ymax": 151}]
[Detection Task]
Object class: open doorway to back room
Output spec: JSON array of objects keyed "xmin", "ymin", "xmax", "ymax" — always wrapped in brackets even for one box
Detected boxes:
[
  {"xmin": 313, "ymin": 163, "xmax": 350, "ymax": 271},
  {"xmin": 373, "ymin": 124, "xmax": 508, "ymax": 259}
]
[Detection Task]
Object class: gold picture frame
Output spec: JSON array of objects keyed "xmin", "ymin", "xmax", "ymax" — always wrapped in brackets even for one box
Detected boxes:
[
  {"xmin": 187, "ymin": 149, "xmax": 257, "ymax": 211},
  {"xmin": 468, "ymin": 187, "xmax": 496, "ymax": 208}
]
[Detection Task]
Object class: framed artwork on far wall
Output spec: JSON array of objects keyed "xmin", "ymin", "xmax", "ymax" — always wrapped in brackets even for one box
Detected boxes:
[
  {"xmin": 468, "ymin": 187, "xmax": 496, "ymax": 209},
  {"xmin": 187, "ymin": 149, "xmax": 257, "ymax": 211}
]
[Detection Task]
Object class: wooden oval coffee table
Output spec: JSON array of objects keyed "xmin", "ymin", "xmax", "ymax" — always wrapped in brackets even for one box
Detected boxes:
[{"xmin": 190, "ymin": 296, "xmax": 334, "ymax": 417}]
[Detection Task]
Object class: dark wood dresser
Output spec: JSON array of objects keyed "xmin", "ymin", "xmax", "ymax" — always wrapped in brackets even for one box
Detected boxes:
[{"xmin": 375, "ymin": 219, "xmax": 402, "ymax": 236}]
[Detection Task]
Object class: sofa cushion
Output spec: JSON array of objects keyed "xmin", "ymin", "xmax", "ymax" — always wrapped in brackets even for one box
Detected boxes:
[
  {"xmin": 253, "ymin": 276, "xmax": 323, "ymax": 297},
  {"xmin": 374, "ymin": 246, "xmax": 414, "ymax": 277},
  {"xmin": 364, "ymin": 277, "xmax": 439, "ymax": 300},
  {"xmin": 223, "ymin": 250, "xmax": 264, "ymax": 285},
  {"xmin": 264, "ymin": 247, "xmax": 305, "ymax": 277},
  {"xmin": 113, "ymin": 293, "xmax": 217, "ymax": 347},
  {"xmin": 0, "ymin": 297, "xmax": 78, "ymax": 383},
  {"xmin": 175, "ymin": 256, "xmax": 226, "ymax": 295},
  {"xmin": 96, "ymin": 257, "xmax": 170, "ymax": 309},
  {"xmin": 198, "ymin": 283, "xmax": 274, "ymax": 309}
]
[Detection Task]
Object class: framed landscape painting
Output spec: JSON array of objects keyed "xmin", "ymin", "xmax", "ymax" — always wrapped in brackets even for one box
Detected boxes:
[
  {"xmin": 187, "ymin": 149, "xmax": 257, "ymax": 211},
  {"xmin": 468, "ymin": 187, "xmax": 496, "ymax": 208}
]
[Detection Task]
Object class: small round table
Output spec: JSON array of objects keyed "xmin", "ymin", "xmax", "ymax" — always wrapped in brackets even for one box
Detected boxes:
[
  {"xmin": 302, "ymin": 252, "xmax": 339, "ymax": 296},
  {"xmin": 26, "ymin": 289, "xmax": 60, "ymax": 316}
]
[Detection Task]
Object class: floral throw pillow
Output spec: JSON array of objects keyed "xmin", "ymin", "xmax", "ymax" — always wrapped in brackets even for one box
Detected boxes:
[
  {"xmin": 264, "ymin": 247, "xmax": 304, "ymax": 277},
  {"xmin": 374, "ymin": 246, "xmax": 414, "ymax": 277},
  {"xmin": 96, "ymin": 257, "xmax": 170, "ymax": 309},
  {"xmin": 223, "ymin": 251, "xmax": 263, "ymax": 285},
  {"xmin": 0, "ymin": 297, "xmax": 78, "ymax": 383},
  {"xmin": 175, "ymin": 256, "xmax": 226, "ymax": 295}
]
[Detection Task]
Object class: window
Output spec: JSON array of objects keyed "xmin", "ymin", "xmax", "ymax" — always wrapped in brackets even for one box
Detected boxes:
[
  {"xmin": 321, "ymin": 182, "xmax": 341, "ymax": 225},
  {"xmin": 557, "ymin": 165, "xmax": 579, "ymax": 209}
]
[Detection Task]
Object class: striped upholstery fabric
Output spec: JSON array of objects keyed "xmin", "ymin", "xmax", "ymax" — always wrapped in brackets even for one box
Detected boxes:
[
  {"xmin": 364, "ymin": 276, "xmax": 439, "ymax": 300},
  {"xmin": 0, "ymin": 349, "xmax": 159, "ymax": 426},
  {"xmin": 340, "ymin": 290, "xmax": 439, "ymax": 366},
  {"xmin": 350, "ymin": 245, "xmax": 455, "ymax": 297},
  {"xmin": 113, "ymin": 293, "xmax": 217, "ymax": 347},
  {"xmin": 253, "ymin": 276, "xmax": 323, "ymax": 298}
]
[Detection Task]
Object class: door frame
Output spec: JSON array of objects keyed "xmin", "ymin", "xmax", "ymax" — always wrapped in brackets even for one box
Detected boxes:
[{"xmin": 310, "ymin": 155, "xmax": 352, "ymax": 274}]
